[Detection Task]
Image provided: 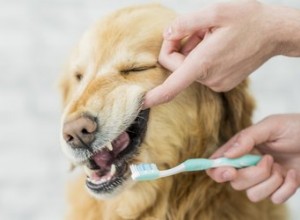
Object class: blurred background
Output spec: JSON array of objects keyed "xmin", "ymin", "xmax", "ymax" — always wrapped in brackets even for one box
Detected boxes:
[{"xmin": 0, "ymin": 0, "xmax": 299, "ymax": 219}]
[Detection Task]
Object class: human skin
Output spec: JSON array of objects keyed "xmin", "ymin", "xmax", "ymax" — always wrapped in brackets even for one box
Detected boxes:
[
  {"xmin": 206, "ymin": 114, "xmax": 300, "ymax": 204},
  {"xmin": 142, "ymin": 0, "xmax": 300, "ymax": 203},
  {"xmin": 143, "ymin": 0, "xmax": 300, "ymax": 108}
]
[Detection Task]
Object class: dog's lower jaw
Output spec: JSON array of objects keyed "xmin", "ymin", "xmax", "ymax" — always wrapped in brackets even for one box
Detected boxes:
[
  {"xmin": 65, "ymin": 174, "xmax": 170, "ymax": 220},
  {"xmin": 100, "ymin": 178, "xmax": 172, "ymax": 220},
  {"xmin": 85, "ymin": 177, "xmax": 136, "ymax": 200}
]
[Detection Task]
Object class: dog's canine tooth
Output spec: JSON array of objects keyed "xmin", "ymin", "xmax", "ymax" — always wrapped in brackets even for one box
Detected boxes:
[
  {"xmin": 106, "ymin": 142, "xmax": 113, "ymax": 151},
  {"xmin": 84, "ymin": 165, "xmax": 93, "ymax": 177},
  {"xmin": 110, "ymin": 164, "xmax": 116, "ymax": 176}
]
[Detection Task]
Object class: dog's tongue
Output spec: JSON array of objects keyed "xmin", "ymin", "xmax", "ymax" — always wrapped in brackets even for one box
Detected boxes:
[{"xmin": 92, "ymin": 132, "xmax": 130, "ymax": 169}]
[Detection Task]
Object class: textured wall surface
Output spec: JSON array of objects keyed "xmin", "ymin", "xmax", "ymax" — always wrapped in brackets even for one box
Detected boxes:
[{"xmin": 0, "ymin": 0, "xmax": 299, "ymax": 219}]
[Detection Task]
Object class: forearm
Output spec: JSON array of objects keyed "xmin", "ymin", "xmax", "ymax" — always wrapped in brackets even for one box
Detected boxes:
[{"xmin": 269, "ymin": 5, "xmax": 300, "ymax": 57}]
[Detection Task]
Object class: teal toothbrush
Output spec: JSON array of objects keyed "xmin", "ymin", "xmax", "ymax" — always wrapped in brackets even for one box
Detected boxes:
[{"xmin": 130, "ymin": 154, "xmax": 261, "ymax": 181}]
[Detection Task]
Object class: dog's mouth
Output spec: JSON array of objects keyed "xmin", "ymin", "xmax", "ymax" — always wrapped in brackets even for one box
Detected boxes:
[{"xmin": 83, "ymin": 109, "xmax": 150, "ymax": 195}]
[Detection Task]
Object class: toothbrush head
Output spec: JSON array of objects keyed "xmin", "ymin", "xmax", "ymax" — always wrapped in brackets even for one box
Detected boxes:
[{"xmin": 130, "ymin": 163, "xmax": 160, "ymax": 181}]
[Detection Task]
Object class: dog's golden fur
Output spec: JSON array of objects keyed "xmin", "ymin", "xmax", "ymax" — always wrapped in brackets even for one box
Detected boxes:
[{"xmin": 59, "ymin": 4, "xmax": 286, "ymax": 220}]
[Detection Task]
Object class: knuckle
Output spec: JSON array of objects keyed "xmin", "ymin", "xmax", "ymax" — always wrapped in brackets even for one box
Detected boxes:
[
  {"xmin": 172, "ymin": 17, "xmax": 188, "ymax": 33},
  {"xmin": 209, "ymin": 3, "xmax": 226, "ymax": 23},
  {"xmin": 158, "ymin": 53, "xmax": 168, "ymax": 66},
  {"xmin": 257, "ymin": 166, "xmax": 271, "ymax": 179},
  {"xmin": 262, "ymin": 115, "xmax": 276, "ymax": 123},
  {"xmin": 197, "ymin": 60, "xmax": 211, "ymax": 82},
  {"xmin": 161, "ymin": 89, "xmax": 178, "ymax": 103},
  {"xmin": 162, "ymin": 93, "xmax": 173, "ymax": 103}
]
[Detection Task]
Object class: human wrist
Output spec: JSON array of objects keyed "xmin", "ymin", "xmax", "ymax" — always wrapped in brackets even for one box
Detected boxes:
[{"xmin": 267, "ymin": 5, "xmax": 300, "ymax": 57}]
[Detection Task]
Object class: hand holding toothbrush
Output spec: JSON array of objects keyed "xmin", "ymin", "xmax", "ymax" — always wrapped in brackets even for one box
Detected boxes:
[{"xmin": 207, "ymin": 114, "xmax": 300, "ymax": 204}]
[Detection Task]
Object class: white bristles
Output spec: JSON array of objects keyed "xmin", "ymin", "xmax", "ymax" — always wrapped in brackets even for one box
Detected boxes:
[
  {"xmin": 130, "ymin": 162, "xmax": 186, "ymax": 181},
  {"xmin": 130, "ymin": 163, "xmax": 159, "ymax": 180}
]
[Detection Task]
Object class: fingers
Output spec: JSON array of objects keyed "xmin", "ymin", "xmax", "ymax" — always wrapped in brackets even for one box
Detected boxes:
[
  {"xmin": 144, "ymin": 48, "xmax": 206, "ymax": 108},
  {"xmin": 209, "ymin": 134, "xmax": 240, "ymax": 159},
  {"xmin": 206, "ymin": 167, "xmax": 237, "ymax": 183},
  {"xmin": 158, "ymin": 39, "xmax": 185, "ymax": 72},
  {"xmin": 157, "ymin": 4, "xmax": 220, "ymax": 74},
  {"xmin": 159, "ymin": 33, "xmax": 204, "ymax": 72},
  {"xmin": 245, "ymin": 163, "xmax": 283, "ymax": 202},
  {"xmin": 222, "ymin": 120, "xmax": 275, "ymax": 158},
  {"xmin": 163, "ymin": 5, "xmax": 219, "ymax": 41},
  {"xmin": 181, "ymin": 34, "xmax": 204, "ymax": 56},
  {"xmin": 209, "ymin": 128, "xmax": 256, "ymax": 159},
  {"xmin": 143, "ymin": 66, "xmax": 196, "ymax": 108},
  {"xmin": 230, "ymin": 155, "xmax": 273, "ymax": 190},
  {"xmin": 271, "ymin": 169, "xmax": 299, "ymax": 204},
  {"xmin": 208, "ymin": 155, "xmax": 298, "ymax": 203},
  {"xmin": 207, "ymin": 155, "xmax": 272, "ymax": 184}
]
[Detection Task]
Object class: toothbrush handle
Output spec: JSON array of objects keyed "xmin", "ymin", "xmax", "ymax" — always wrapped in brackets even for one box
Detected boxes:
[
  {"xmin": 212, "ymin": 154, "xmax": 262, "ymax": 168},
  {"xmin": 183, "ymin": 154, "xmax": 262, "ymax": 172}
]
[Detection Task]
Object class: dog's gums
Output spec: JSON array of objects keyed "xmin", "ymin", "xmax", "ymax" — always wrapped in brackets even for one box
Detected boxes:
[{"xmin": 82, "ymin": 109, "xmax": 150, "ymax": 194}]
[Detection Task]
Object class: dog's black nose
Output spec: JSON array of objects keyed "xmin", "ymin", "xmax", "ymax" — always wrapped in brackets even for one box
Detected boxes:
[{"xmin": 63, "ymin": 116, "xmax": 97, "ymax": 149}]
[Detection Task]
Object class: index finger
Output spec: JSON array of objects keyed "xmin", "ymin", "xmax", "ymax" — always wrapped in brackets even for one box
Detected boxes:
[
  {"xmin": 143, "ymin": 63, "xmax": 197, "ymax": 108},
  {"xmin": 158, "ymin": 39, "xmax": 185, "ymax": 72},
  {"xmin": 211, "ymin": 118, "xmax": 277, "ymax": 159}
]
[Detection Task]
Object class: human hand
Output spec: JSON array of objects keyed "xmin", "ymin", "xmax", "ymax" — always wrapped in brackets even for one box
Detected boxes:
[
  {"xmin": 206, "ymin": 114, "xmax": 300, "ymax": 204},
  {"xmin": 143, "ymin": 0, "xmax": 300, "ymax": 108}
]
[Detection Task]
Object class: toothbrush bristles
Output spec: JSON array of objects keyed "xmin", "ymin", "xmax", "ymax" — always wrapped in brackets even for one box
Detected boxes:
[{"xmin": 130, "ymin": 163, "xmax": 159, "ymax": 180}]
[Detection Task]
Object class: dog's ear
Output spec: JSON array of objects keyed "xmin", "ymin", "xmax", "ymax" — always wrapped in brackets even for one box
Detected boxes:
[{"xmin": 219, "ymin": 80, "xmax": 255, "ymax": 141}]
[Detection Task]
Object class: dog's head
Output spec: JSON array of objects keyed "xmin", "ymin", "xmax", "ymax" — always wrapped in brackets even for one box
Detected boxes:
[{"xmin": 59, "ymin": 5, "xmax": 254, "ymax": 199}]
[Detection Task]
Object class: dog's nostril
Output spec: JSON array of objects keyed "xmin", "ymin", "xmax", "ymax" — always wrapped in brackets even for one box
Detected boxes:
[
  {"xmin": 81, "ymin": 128, "xmax": 93, "ymax": 135},
  {"xmin": 64, "ymin": 133, "xmax": 74, "ymax": 143},
  {"xmin": 63, "ymin": 115, "xmax": 98, "ymax": 148},
  {"xmin": 81, "ymin": 128, "xmax": 88, "ymax": 134}
]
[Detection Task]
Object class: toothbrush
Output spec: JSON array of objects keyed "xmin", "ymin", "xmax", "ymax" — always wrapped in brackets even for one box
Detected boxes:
[{"xmin": 130, "ymin": 154, "xmax": 261, "ymax": 181}]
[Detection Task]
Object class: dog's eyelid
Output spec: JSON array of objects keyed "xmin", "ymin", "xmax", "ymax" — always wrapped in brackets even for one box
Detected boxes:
[{"xmin": 121, "ymin": 65, "xmax": 157, "ymax": 74}]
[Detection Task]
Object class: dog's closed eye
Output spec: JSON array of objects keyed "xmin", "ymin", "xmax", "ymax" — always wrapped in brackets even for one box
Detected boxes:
[{"xmin": 121, "ymin": 65, "xmax": 156, "ymax": 74}]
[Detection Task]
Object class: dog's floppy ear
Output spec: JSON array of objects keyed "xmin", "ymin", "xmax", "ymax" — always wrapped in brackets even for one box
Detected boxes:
[{"xmin": 219, "ymin": 80, "xmax": 255, "ymax": 140}]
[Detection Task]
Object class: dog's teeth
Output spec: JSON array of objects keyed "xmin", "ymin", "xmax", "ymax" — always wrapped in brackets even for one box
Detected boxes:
[
  {"xmin": 110, "ymin": 164, "xmax": 116, "ymax": 176},
  {"xmin": 84, "ymin": 166, "xmax": 92, "ymax": 177},
  {"xmin": 106, "ymin": 142, "xmax": 113, "ymax": 151}
]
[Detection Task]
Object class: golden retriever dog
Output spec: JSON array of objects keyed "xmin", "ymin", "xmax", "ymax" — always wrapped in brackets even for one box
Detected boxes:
[{"xmin": 59, "ymin": 4, "xmax": 286, "ymax": 220}]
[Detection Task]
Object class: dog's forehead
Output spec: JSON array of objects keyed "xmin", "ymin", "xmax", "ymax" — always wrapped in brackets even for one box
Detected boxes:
[
  {"xmin": 71, "ymin": 5, "xmax": 175, "ymax": 77},
  {"xmin": 75, "ymin": 28, "xmax": 158, "ymax": 77}
]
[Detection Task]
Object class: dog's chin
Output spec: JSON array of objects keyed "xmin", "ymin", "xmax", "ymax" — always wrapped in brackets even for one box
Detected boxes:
[{"xmin": 74, "ymin": 109, "xmax": 150, "ymax": 198}]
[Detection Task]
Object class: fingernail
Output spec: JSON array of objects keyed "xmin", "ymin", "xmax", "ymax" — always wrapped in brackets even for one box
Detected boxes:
[
  {"xmin": 224, "ymin": 142, "xmax": 240, "ymax": 156},
  {"xmin": 222, "ymin": 170, "xmax": 233, "ymax": 181}
]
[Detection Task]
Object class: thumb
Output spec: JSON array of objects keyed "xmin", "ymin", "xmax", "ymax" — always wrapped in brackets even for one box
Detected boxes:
[{"xmin": 223, "ymin": 119, "xmax": 275, "ymax": 158}]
